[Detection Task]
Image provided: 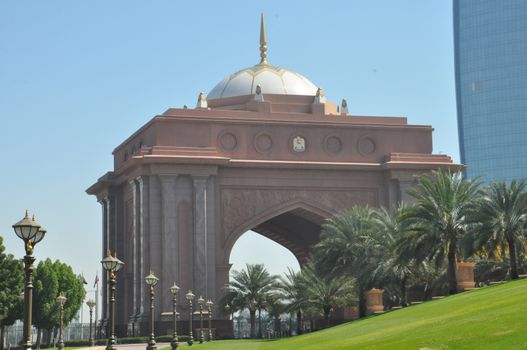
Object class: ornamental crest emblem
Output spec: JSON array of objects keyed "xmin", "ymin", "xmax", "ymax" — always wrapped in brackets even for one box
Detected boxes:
[{"xmin": 292, "ymin": 136, "xmax": 306, "ymax": 153}]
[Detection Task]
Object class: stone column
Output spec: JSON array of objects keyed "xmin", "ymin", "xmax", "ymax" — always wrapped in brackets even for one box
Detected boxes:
[
  {"xmin": 99, "ymin": 198, "xmax": 109, "ymax": 322},
  {"xmin": 366, "ymin": 289, "xmax": 384, "ymax": 314},
  {"xmin": 128, "ymin": 179, "xmax": 138, "ymax": 327},
  {"xmin": 160, "ymin": 176, "xmax": 178, "ymax": 315},
  {"xmin": 136, "ymin": 176, "xmax": 146, "ymax": 318},
  {"xmin": 193, "ymin": 176, "xmax": 209, "ymax": 298}
]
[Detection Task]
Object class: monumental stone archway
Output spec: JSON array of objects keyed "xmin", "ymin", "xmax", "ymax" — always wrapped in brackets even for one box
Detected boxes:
[{"xmin": 87, "ymin": 17, "xmax": 460, "ymax": 338}]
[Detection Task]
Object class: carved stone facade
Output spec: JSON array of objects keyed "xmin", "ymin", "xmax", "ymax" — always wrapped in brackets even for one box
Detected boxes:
[{"xmin": 87, "ymin": 91, "xmax": 459, "ymax": 337}]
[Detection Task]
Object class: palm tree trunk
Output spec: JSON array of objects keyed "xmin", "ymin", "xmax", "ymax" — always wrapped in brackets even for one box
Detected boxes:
[
  {"xmin": 249, "ymin": 310, "xmax": 256, "ymax": 338},
  {"xmin": 258, "ymin": 308, "xmax": 262, "ymax": 338},
  {"xmin": 324, "ymin": 308, "xmax": 331, "ymax": 328},
  {"xmin": 508, "ymin": 238, "xmax": 519, "ymax": 280},
  {"xmin": 447, "ymin": 239, "xmax": 458, "ymax": 295},
  {"xmin": 400, "ymin": 277, "xmax": 408, "ymax": 307},
  {"xmin": 359, "ymin": 288, "xmax": 367, "ymax": 317},
  {"xmin": 0, "ymin": 324, "xmax": 5, "ymax": 350},
  {"xmin": 296, "ymin": 310, "xmax": 302, "ymax": 335}
]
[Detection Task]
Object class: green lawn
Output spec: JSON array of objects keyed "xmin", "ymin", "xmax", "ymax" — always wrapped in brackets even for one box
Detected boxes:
[{"xmin": 166, "ymin": 279, "xmax": 527, "ymax": 349}]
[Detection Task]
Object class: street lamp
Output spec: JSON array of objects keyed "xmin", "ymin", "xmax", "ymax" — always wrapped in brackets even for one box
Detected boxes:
[
  {"xmin": 86, "ymin": 299, "xmax": 96, "ymax": 346},
  {"xmin": 101, "ymin": 251, "xmax": 124, "ymax": 350},
  {"xmin": 56, "ymin": 293, "xmax": 67, "ymax": 350},
  {"xmin": 185, "ymin": 290, "xmax": 195, "ymax": 346},
  {"xmin": 169, "ymin": 282, "xmax": 180, "ymax": 350},
  {"xmin": 206, "ymin": 299, "xmax": 213, "ymax": 341},
  {"xmin": 145, "ymin": 272, "xmax": 159, "ymax": 350},
  {"xmin": 197, "ymin": 296, "xmax": 204, "ymax": 344},
  {"xmin": 12, "ymin": 210, "xmax": 46, "ymax": 350}
]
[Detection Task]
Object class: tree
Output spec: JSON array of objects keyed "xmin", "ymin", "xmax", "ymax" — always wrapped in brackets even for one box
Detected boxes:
[
  {"xmin": 314, "ymin": 205, "xmax": 384, "ymax": 317},
  {"xmin": 226, "ymin": 264, "xmax": 278, "ymax": 338},
  {"xmin": 33, "ymin": 259, "xmax": 86, "ymax": 347},
  {"xmin": 470, "ymin": 180, "xmax": 527, "ymax": 279},
  {"xmin": 0, "ymin": 236, "xmax": 24, "ymax": 350},
  {"xmin": 373, "ymin": 205, "xmax": 417, "ymax": 307},
  {"xmin": 402, "ymin": 169, "xmax": 481, "ymax": 295},
  {"xmin": 265, "ymin": 295, "xmax": 286, "ymax": 336},
  {"xmin": 277, "ymin": 268, "xmax": 308, "ymax": 335},
  {"xmin": 299, "ymin": 264, "xmax": 356, "ymax": 328}
]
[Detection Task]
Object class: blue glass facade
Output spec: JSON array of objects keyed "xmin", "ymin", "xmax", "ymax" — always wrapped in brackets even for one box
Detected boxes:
[{"xmin": 454, "ymin": 0, "xmax": 527, "ymax": 181}]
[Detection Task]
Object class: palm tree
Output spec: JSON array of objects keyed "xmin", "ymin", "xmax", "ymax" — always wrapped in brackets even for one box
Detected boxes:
[
  {"xmin": 315, "ymin": 205, "xmax": 384, "ymax": 317},
  {"xmin": 470, "ymin": 180, "xmax": 527, "ymax": 279},
  {"xmin": 227, "ymin": 263, "xmax": 278, "ymax": 338},
  {"xmin": 402, "ymin": 169, "xmax": 481, "ymax": 295},
  {"xmin": 265, "ymin": 295, "xmax": 286, "ymax": 336},
  {"xmin": 300, "ymin": 264, "xmax": 356, "ymax": 328},
  {"xmin": 277, "ymin": 268, "xmax": 308, "ymax": 335},
  {"xmin": 373, "ymin": 205, "xmax": 417, "ymax": 307}
]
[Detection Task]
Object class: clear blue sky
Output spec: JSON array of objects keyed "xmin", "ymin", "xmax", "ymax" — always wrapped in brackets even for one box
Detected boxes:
[{"xmin": 0, "ymin": 1, "xmax": 457, "ymax": 317}]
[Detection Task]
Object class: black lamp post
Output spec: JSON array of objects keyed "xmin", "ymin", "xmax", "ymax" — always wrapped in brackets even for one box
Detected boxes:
[
  {"xmin": 197, "ymin": 296, "xmax": 204, "ymax": 344},
  {"xmin": 169, "ymin": 282, "xmax": 180, "ymax": 350},
  {"xmin": 185, "ymin": 290, "xmax": 194, "ymax": 346},
  {"xmin": 145, "ymin": 272, "xmax": 159, "ymax": 350},
  {"xmin": 101, "ymin": 251, "xmax": 124, "ymax": 350},
  {"xmin": 12, "ymin": 210, "xmax": 46, "ymax": 350},
  {"xmin": 87, "ymin": 299, "xmax": 96, "ymax": 346},
  {"xmin": 206, "ymin": 299, "xmax": 213, "ymax": 341},
  {"xmin": 56, "ymin": 293, "xmax": 67, "ymax": 350}
]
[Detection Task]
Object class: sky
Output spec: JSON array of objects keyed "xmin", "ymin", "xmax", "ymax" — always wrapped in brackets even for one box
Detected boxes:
[{"xmin": 0, "ymin": 1, "xmax": 457, "ymax": 320}]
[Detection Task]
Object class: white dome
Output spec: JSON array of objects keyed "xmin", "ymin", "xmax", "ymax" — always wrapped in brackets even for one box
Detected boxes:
[{"xmin": 208, "ymin": 63, "xmax": 318, "ymax": 99}]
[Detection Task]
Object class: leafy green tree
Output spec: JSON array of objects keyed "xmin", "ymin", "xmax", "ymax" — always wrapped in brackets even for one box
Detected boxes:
[
  {"xmin": 373, "ymin": 206, "xmax": 417, "ymax": 307},
  {"xmin": 299, "ymin": 264, "xmax": 356, "ymax": 328},
  {"xmin": 315, "ymin": 205, "xmax": 384, "ymax": 317},
  {"xmin": 402, "ymin": 169, "xmax": 481, "ymax": 295},
  {"xmin": 469, "ymin": 180, "xmax": 527, "ymax": 279},
  {"xmin": 0, "ymin": 236, "xmax": 24, "ymax": 350},
  {"xmin": 226, "ymin": 264, "xmax": 278, "ymax": 338},
  {"xmin": 33, "ymin": 259, "xmax": 86, "ymax": 347},
  {"xmin": 265, "ymin": 295, "xmax": 285, "ymax": 336},
  {"xmin": 277, "ymin": 268, "xmax": 307, "ymax": 335}
]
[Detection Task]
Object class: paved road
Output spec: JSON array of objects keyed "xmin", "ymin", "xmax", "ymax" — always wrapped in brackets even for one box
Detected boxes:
[{"xmin": 85, "ymin": 342, "xmax": 175, "ymax": 350}]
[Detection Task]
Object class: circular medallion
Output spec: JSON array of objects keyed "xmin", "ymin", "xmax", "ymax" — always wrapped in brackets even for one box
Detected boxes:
[
  {"xmin": 219, "ymin": 132, "xmax": 238, "ymax": 152},
  {"xmin": 358, "ymin": 136, "xmax": 376, "ymax": 155},
  {"xmin": 324, "ymin": 135, "xmax": 343, "ymax": 154},
  {"xmin": 254, "ymin": 133, "xmax": 273, "ymax": 153},
  {"xmin": 292, "ymin": 135, "xmax": 306, "ymax": 153}
]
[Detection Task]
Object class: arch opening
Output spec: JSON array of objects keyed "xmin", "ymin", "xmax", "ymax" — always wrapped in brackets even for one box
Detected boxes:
[{"xmin": 227, "ymin": 206, "xmax": 328, "ymax": 275}]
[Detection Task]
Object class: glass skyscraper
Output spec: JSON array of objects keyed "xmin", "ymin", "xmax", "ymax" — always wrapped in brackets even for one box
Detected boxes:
[{"xmin": 454, "ymin": 0, "xmax": 527, "ymax": 181}]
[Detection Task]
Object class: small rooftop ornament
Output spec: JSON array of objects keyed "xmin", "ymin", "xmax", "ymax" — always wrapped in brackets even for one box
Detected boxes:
[
  {"xmin": 254, "ymin": 84, "xmax": 264, "ymax": 102},
  {"xmin": 341, "ymin": 98, "xmax": 349, "ymax": 116},
  {"xmin": 314, "ymin": 87, "xmax": 327, "ymax": 104},
  {"xmin": 259, "ymin": 13, "xmax": 268, "ymax": 65},
  {"xmin": 196, "ymin": 92, "xmax": 208, "ymax": 109}
]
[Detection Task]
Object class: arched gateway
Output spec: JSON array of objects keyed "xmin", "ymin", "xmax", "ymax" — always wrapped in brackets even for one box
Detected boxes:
[{"xmin": 87, "ymin": 16, "xmax": 459, "ymax": 338}]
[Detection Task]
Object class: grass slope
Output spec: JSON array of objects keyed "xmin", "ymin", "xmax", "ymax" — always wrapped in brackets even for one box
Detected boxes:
[{"xmin": 183, "ymin": 279, "xmax": 527, "ymax": 349}]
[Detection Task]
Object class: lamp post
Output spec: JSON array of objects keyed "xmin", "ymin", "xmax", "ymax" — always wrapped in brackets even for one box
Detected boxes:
[
  {"xmin": 185, "ymin": 291, "xmax": 194, "ymax": 346},
  {"xmin": 87, "ymin": 299, "xmax": 96, "ymax": 346},
  {"xmin": 56, "ymin": 293, "xmax": 67, "ymax": 350},
  {"xmin": 12, "ymin": 210, "xmax": 46, "ymax": 350},
  {"xmin": 169, "ymin": 282, "xmax": 180, "ymax": 350},
  {"xmin": 101, "ymin": 251, "xmax": 124, "ymax": 350},
  {"xmin": 197, "ymin": 296, "xmax": 204, "ymax": 344},
  {"xmin": 145, "ymin": 272, "xmax": 159, "ymax": 350},
  {"xmin": 206, "ymin": 299, "xmax": 213, "ymax": 341}
]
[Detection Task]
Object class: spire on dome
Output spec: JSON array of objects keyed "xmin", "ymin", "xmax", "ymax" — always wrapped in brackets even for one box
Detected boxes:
[{"xmin": 259, "ymin": 13, "xmax": 268, "ymax": 65}]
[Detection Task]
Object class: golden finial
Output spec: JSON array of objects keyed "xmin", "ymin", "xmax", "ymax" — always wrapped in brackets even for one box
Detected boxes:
[
  {"xmin": 25, "ymin": 209, "xmax": 30, "ymax": 218},
  {"xmin": 259, "ymin": 13, "xmax": 268, "ymax": 65}
]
